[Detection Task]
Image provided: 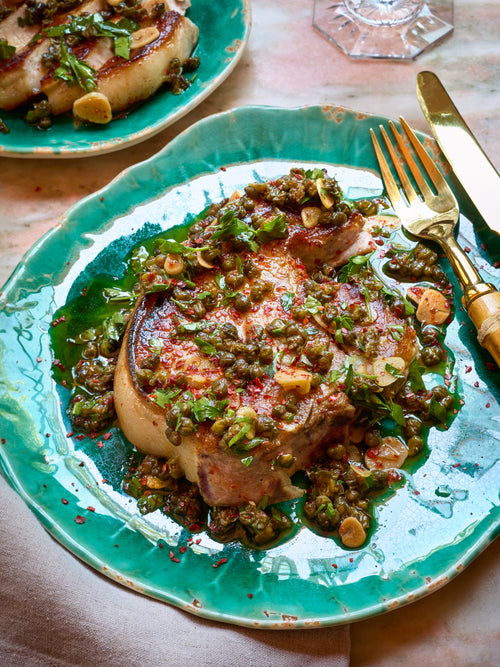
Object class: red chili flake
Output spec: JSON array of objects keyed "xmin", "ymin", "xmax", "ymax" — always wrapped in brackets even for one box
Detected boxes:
[
  {"xmin": 413, "ymin": 490, "xmax": 420, "ymax": 495},
  {"xmin": 158, "ymin": 543, "xmax": 164, "ymax": 549},
  {"xmin": 61, "ymin": 498, "xmax": 69, "ymax": 505},
  {"xmin": 103, "ymin": 432, "xmax": 112, "ymax": 441},
  {"xmin": 486, "ymin": 362, "xmax": 495, "ymax": 371},
  {"xmin": 66, "ymin": 431, "xmax": 74, "ymax": 438},
  {"xmin": 114, "ymin": 544, "xmax": 119, "ymax": 548},
  {"xmin": 96, "ymin": 441, "xmax": 103, "ymax": 449},
  {"xmin": 179, "ymin": 546, "xmax": 187, "ymax": 554},
  {"xmin": 36, "ymin": 357, "xmax": 42, "ymax": 363},
  {"xmin": 465, "ymin": 365, "xmax": 472, "ymax": 373},
  {"xmin": 247, "ymin": 593, "xmax": 253, "ymax": 598},
  {"xmin": 486, "ymin": 403, "xmax": 490, "ymax": 408},
  {"xmin": 45, "ymin": 433, "xmax": 50, "ymax": 438},
  {"xmin": 464, "ymin": 246, "xmax": 471, "ymax": 253},
  {"xmin": 213, "ymin": 557, "xmax": 228, "ymax": 568},
  {"xmin": 74, "ymin": 515, "xmax": 86, "ymax": 524},
  {"xmin": 452, "ymin": 463, "xmax": 461, "ymax": 468},
  {"xmin": 35, "ymin": 185, "xmax": 41, "ymax": 192},
  {"xmin": 1, "ymin": 438, "xmax": 6, "ymax": 444},
  {"xmin": 474, "ymin": 381, "xmax": 479, "ymax": 388},
  {"xmin": 220, "ymin": 166, "xmax": 226, "ymax": 171},
  {"xmin": 87, "ymin": 506, "xmax": 95, "ymax": 512},
  {"xmin": 78, "ymin": 461, "xmax": 85, "ymax": 467},
  {"xmin": 100, "ymin": 196, "xmax": 104, "ymax": 202},
  {"xmin": 494, "ymin": 261, "xmax": 500, "ymax": 269},
  {"xmin": 332, "ymin": 563, "xmax": 338, "ymax": 568},
  {"xmin": 480, "ymin": 243, "xmax": 486, "ymax": 251},
  {"xmin": 51, "ymin": 315, "xmax": 66, "ymax": 327},
  {"xmin": 349, "ymin": 558, "xmax": 353, "ymax": 563},
  {"xmin": 169, "ymin": 551, "xmax": 180, "ymax": 563}
]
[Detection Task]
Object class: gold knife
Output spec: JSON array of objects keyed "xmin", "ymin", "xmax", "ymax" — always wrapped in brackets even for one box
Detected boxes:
[{"xmin": 416, "ymin": 70, "xmax": 500, "ymax": 236}]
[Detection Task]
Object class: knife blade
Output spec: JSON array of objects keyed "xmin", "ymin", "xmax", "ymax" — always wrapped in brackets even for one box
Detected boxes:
[{"xmin": 416, "ymin": 70, "xmax": 500, "ymax": 235}]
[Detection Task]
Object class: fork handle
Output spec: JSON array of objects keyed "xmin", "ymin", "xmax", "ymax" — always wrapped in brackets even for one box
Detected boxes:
[{"xmin": 465, "ymin": 288, "xmax": 500, "ymax": 367}]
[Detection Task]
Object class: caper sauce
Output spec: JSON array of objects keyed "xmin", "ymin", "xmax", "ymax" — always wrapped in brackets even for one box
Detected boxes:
[{"xmin": 51, "ymin": 168, "xmax": 459, "ymax": 549}]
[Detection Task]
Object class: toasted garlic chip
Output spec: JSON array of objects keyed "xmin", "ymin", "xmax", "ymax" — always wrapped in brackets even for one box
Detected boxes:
[
  {"xmin": 131, "ymin": 26, "xmax": 160, "ymax": 50},
  {"xmin": 228, "ymin": 189, "xmax": 243, "ymax": 202},
  {"xmin": 339, "ymin": 516, "xmax": 366, "ymax": 548},
  {"xmin": 373, "ymin": 356, "xmax": 406, "ymax": 387},
  {"xmin": 164, "ymin": 253, "xmax": 185, "ymax": 275},
  {"xmin": 315, "ymin": 178, "xmax": 335, "ymax": 209},
  {"xmin": 145, "ymin": 475, "xmax": 170, "ymax": 489},
  {"xmin": 274, "ymin": 367, "xmax": 313, "ymax": 395},
  {"xmin": 416, "ymin": 288, "xmax": 451, "ymax": 326},
  {"xmin": 365, "ymin": 436, "xmax": 408, "ymax": 471},
  {"xmin": 301, "ymin": 206, "xmax": 322, "ymax": 229},
  {"xmin": 73, "ymin": 92, "xmax": 112, "ymax": 124},
  {"xmin": 196, "ymin": 250, "xmax": 215, "ymax": 269}
]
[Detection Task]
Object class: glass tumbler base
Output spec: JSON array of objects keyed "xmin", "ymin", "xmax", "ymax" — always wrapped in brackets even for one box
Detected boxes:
[{"xmin": 313, "ymin": 0, "xmax": 454, "ymax": 60}]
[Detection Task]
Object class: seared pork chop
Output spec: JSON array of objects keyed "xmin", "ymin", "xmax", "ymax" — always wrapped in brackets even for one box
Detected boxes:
[{"xmin": 114, "ymin": 169, "xmax": 418, "ymax": 507}]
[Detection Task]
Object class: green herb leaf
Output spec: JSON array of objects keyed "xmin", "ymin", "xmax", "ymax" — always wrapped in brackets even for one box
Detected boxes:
[
  {"xmin": 102, "ymin": 311, "xmax": 126, "ymax": 342},
  {"xmin": 191, "ymin": 396, "xmax": 228, "ymax": 422},
  {"xmin": 241, "ymin": 456, "xmax": 253, "ymax": 467},
  {"xmin": 53, "ymin": 38, "xmax": 97, "ymax": 92},
  {"xmin": 388, "ymin": 324, "xmax": 406, "ymax": 341},
  {"xmin": 303, "ymin": 294, "xmax": 322, "ymax": 315},
  {"xmin": 385, "ymin": 363, "xmax": 404, "ymax": 378},
  {"xmin": 149, "ymin": 338, "xmax": 164, "ymax": 354},
  {"xmin": 131, "ymin": 245, "xmax": 149, "ymax": 273},
  {"xmin": 211, "ymin": 211, "xmax": 259, "ymax": 251},
  {"xmin": 157, "ymin": 239, "xmax": 200, "ymax": 255},
  {"xmin": 153, "ymin": 387, "xmax": 183, "ymax": 408},
  {"xmin": 337, "ymin": 253, "xmax": 373, "ymax": 283},
  {"xmin": 408, "ymin": 358, "xmax": 426, "ymax": 392},
  {"xmin": 194, "ymin": 335, "xmax": 217, "ymax": 356},
  {"xmin": 388, "ymin": 399, "xmax": 406, "ymax": 426},
  {"xmin": 255, "ymin": 214, "xmax": 288, "ymax": 242},
  {"xmin": 0, "ymin": 38, "xmax": 15, "ymax": 60},
  {"xmin": 102, "ymin": 287, "xmax": 135, "ymax": 302},
  {"xmin": 429, "ymin": 395, "xmax": 449, "ymax": 424},
  {"xmin": 281, "ymin": 292, "xmax": 295, "ymax": 311}
]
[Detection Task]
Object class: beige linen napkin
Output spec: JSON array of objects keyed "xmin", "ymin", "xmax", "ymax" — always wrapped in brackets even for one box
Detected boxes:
[{"xmin": 0, "ymin": 477, "xmax": 350, "ymax": 666}]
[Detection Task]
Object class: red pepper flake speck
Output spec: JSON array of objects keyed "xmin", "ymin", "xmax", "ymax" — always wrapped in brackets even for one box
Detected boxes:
[
  {"xmin": 465, "ymin": 365, "xmax": 472, "ymax": 373},
  {"xmin": 103, "ymin": 432, "xmax": 112, "ymax": 441},
  {"xmin": 452, "ymin": 463, "xmax": 461, "ymax": 468},
  {"xmin": 180, "ymin": 546, "xmax": 187, "ymax": 554},
  {"xmin": 481, "ymin": 243, "xmax": 486, "ymax": 250},
  {"xmin": 66, "ymin": 431, "xmax": 74, "ymax": 438},
  {"xmin": 61, "ymin": 498, "xmax": 69, "ymax": 505},
  {"xmin": 247, "ymin": 593, "xmax": 253, "ymax": 598},
  {"xmin": 100, "ymin": 196, "xmax": 104, "ymax": 202},
  {"xmin": 414, "ymin": 490, "xmax": 420, "ymax": 495},
  {"xmin": 169, "ymin": 551, "xmax": 180, "ymax": 563},
  {"xmin": 486, "ymin": 362, "xmax": 495, "ymax": 371},
  {"xmin": 36, "ymin": 357, "xmax": 42, "ymax": 363},
  {"xmin": 96, "ymin": 441, "xmax": 103, "ymax": 449},
  {"xmin": 87, "ymin": 506, "xmax": 95, "ymax": 512},
  {"xmin": 332, "ymin": 563, "xmax": 338, "ymax": 568},
  {"xmin": 486, "ymin": 403, "xmax": 490, "ymax": 408},
  {"xmin": 75, "ymin": 515, "xmax": 86, "ymax": 524},
  {"xmin": 474, "ymin": 381, "xmax": 479, "ymax": 388},
  {"xmin": 51, "ymin": 316, "xmax": 66, "ymax": 327},
  {"xmin": 1, "ymin": 438, "xmax": 5, "ymax": 444}
]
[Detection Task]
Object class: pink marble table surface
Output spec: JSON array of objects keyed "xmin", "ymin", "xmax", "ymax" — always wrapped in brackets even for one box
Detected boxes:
[{"xmin": 1, "ymin": 0, "xmax": 499, "ymax": 664}]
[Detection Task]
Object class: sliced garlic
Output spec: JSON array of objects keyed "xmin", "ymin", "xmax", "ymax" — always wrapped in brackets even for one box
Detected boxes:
[
  {"xmin": 339, "ymin": 516, "xmax": 366, "ymax": 548},
  {"xmin": 406, "ymin": 285, "xmax": 426, "ymax": 305},
  {"xmin": 316, "ymin": 178, "xmax": 335, "ymax": 209},
  {"xmin": 416, "ymin": 288, "xmax": 451, "ymax": 326},
  {"xmin": 73, "ymin": 92, "xmax": 112, "ymax": 125},
  {"xmin": 196, "ymin": 250, "xmax": 215, "ymax": 269},
  {"xmin": 350, "ymin": 463, "xmax": 372, "ymax": 479},
  {"xmin": 373, "ymin": 356, "xmax": 406, "ymax": 387},
  {"xmin": 131, "ymin": 26, "xmax": 160, "ymax": 50},
  {"xmin": 145, "ymin": 475, "xmax": 170, "ymax": 489},
  {"xmin": 164, "ymin": 253, "xmax": 185, "ymax": 275},
  {"xmin": 301, "ymin": 206, "xmax": 322, "ymax": 229},
  {"xmin": 274, "ymin": 367, "xmax": 313, "ymax": 395},
  {"xmin": 365, "ymin": 436, "xmax": 408, "ymax": 471}
]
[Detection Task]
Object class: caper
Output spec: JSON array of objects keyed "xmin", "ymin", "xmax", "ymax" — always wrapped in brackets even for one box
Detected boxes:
[
  {"xmin": 174, "ymin": 373, "xmax": 188, "ymax": 386},
  {"xmin": 234, "ymin": 293, "xmax": 251, "ymax": 312},
  {"xmin": 317, "ymin": 351, "xmax": 333, "ymax": 372},
  {"xmin": 255, "ymin": 415, "xmax": 278, "ymax": 437},
  {"xmin": 327, "ymin": 443, "xmax": 346, "ymax": 460},
  {"xmin": 311, "ymin": 372, "xmax": 323, "ymax": 388},
  {"xmin": 267, "ymin": 318, "xmax": 287, "ymax": 336},
  {"xmin": 212, "ymin": 377, "xmax": 229, "ymax": 398},
  {"xmin": 407, "ymin": 435, "xmax": 424, "ymax": 456},
  {"xmin": 243, "ymin": 343, "xmax": 259, "ymax": 362},
  {"xmin": 363, "ymin": 430, "xmax": 380, "ymax": 448},
  {"xmin": 219, "ymin": 351, "xmax": 236, "ymax": 368},
  {"xmin": 178, "ymin": 417, "xmax": 194, "ymax": 435},
  {"xmin": 243, "ymin": 259, "xmax": 261, "ymax": 279},
  {"xmin": 165, "ymin": 427, "xmax": 182, "ymax": 446},
  {"xmin": 220, "ymin": 323, "xmax": 239, "ymax": 340},
  {"xmin": 191, "ymin": 300, "xmax": 206, "ymax": 320},
  {"xmin": 233, "ymin": 358, "xmax": 249, "ymax": 378},
  {"xmin": 272, "ymin": 404, "xmax": 286, "ymax": 418},
  {"xmin": 403, "ymin": 416, "xmax": 422, "ymax": 438},
  {"xmin": 249, "ymin": 363, "xmax": 264, "ymax": 380},
  {"xmin": 291, "ymin": 305, "xmax": 308, "ymax": 320},
  {"xmin": 277, "ymin": 453, "xmax": 296, "ymax": 468},
  {"xmin": 287, "ymin": 335, "xmax": 304, "ymax": 352},
  {"xmin": 221, "ymin": 255, "xmax": 236, "ymax": 271},
  {"xmin": 285, "ymin": 322, "xmax": 300, "ymax": 337},
  {"xmin": 226, "ymin": 272, "xmax": 245, "ymax": 289},
  {"xmin": 259, "ymin": 345, "xmax": 274, "ymax": 364}
]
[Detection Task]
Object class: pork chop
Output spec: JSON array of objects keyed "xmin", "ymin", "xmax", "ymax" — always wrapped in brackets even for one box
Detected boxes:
[{"xmin": 114, "ymin": 170, "xmax": 418, "ymax": 507}]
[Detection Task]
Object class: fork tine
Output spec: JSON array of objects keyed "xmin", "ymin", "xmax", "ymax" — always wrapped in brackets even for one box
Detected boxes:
[
  {"xmin": 399, "ymin": 117, "xmax": 450, "ymax": 192},
  {"xmin": 389, "ymin": 121, "xmax": 434, "ymax": 199},
  {"xmin": 379, "ymin": 124, "xmax": 420, "ymax": 205},
  {"xmin": 370, "ymin": 128, "xmax": 406, "ymax": 214}
]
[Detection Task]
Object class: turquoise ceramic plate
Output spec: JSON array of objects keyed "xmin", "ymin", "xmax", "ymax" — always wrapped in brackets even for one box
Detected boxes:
[
  {"xmin": 0, "ymin": 0, "xmax": 250, "ymax": 158},
  {"xmin": 1, "ymin": 106, "xmax": 499, "ymax": 629}
]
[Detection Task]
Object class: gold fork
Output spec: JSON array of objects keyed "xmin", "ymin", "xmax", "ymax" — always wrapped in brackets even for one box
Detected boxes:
[{"xmin": 371, "ymin": 117, "xmax": 500, "ymax": 367}]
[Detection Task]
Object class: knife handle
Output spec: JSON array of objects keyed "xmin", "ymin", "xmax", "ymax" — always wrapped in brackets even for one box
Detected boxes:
[{"xmin": 466, "ymin": 290, "xmax": 500, "ymax": 367}]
